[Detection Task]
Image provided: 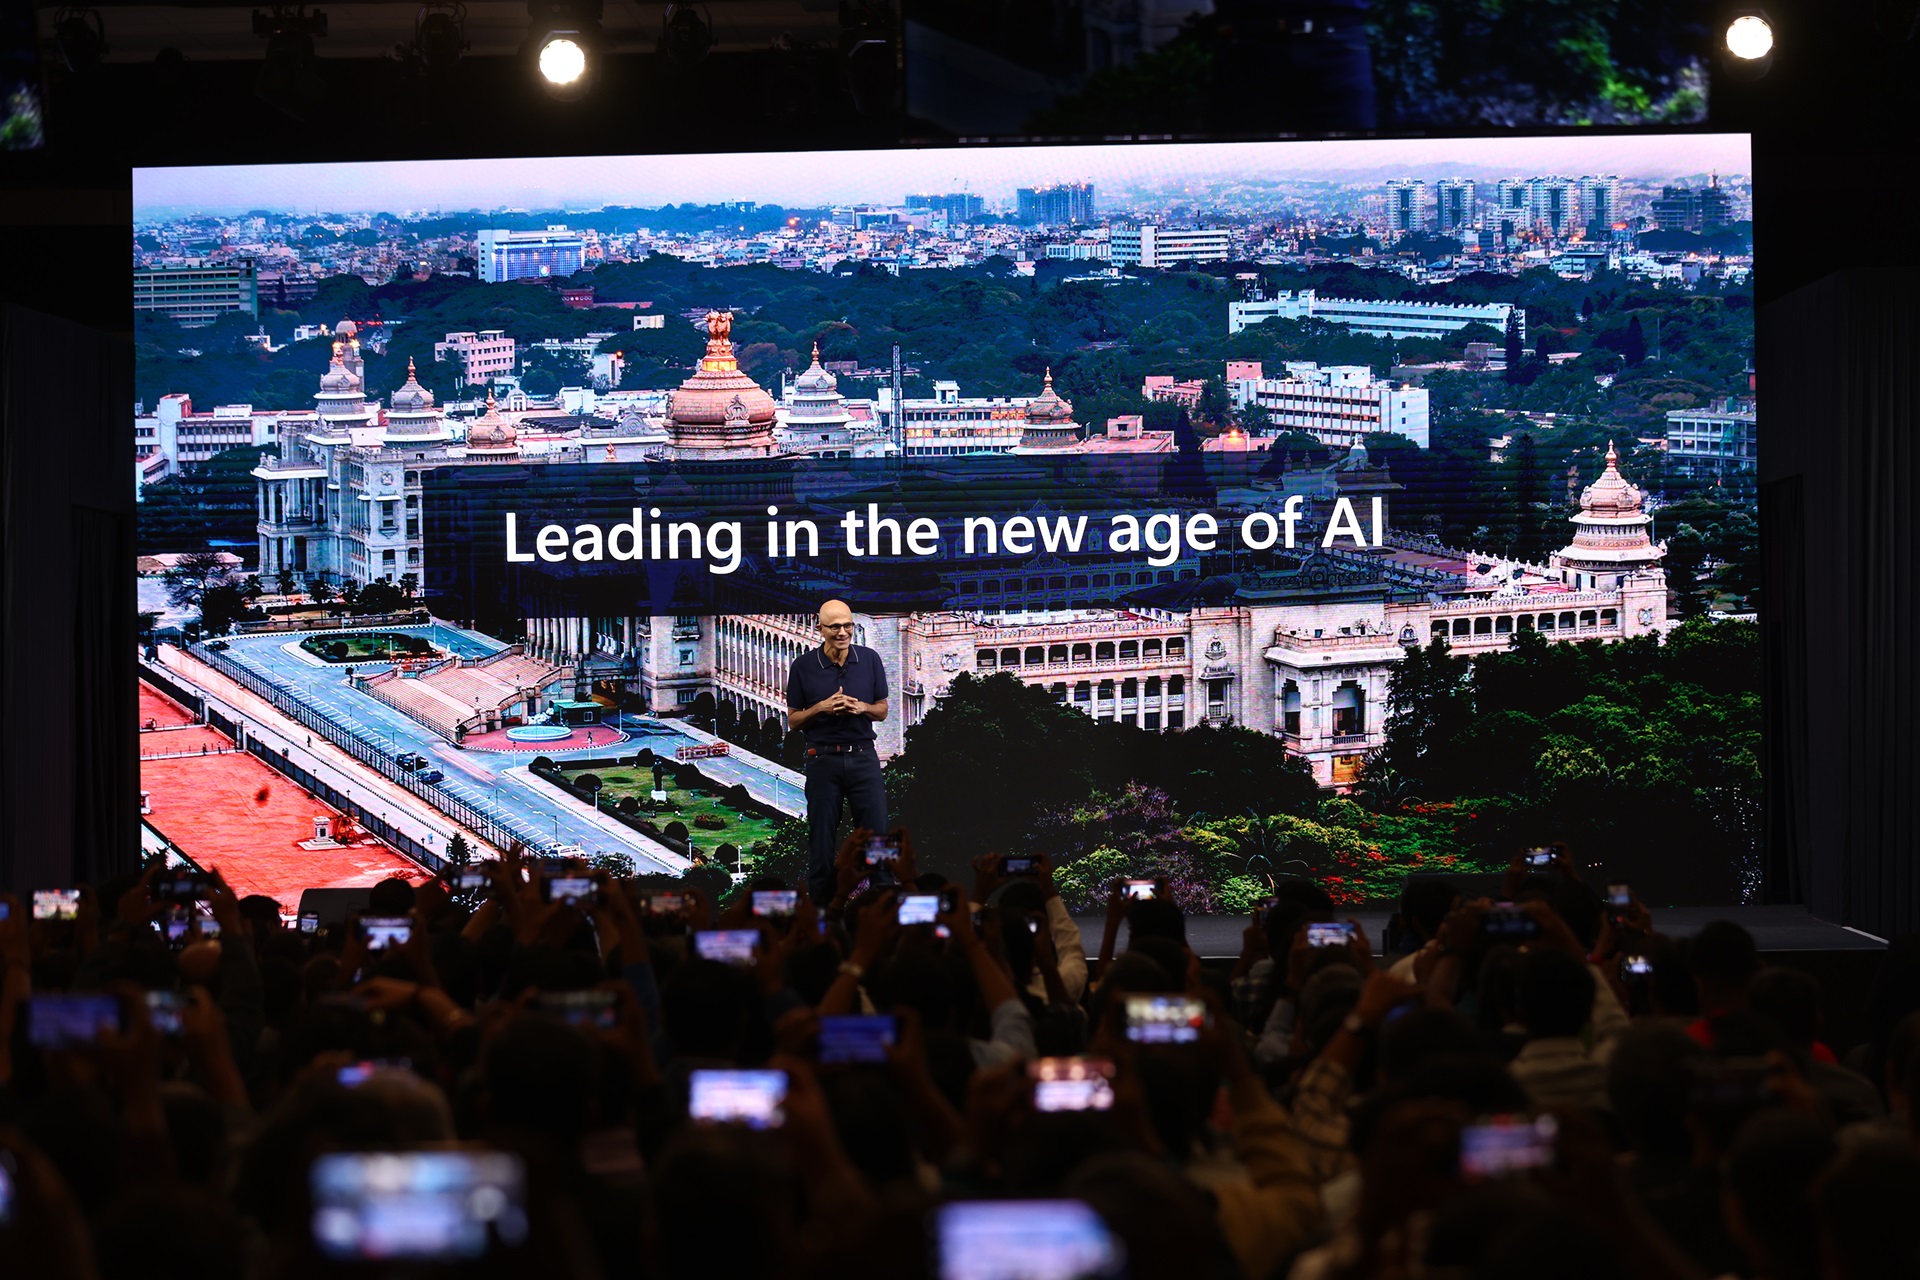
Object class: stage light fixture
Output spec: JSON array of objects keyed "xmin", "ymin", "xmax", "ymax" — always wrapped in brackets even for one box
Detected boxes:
[
  {"xmin": 660, "ymin": 4, "xmax": 714, "ymax": 65},
  {"xmin": 1725, "ymin": 12, "xmax": 1774, "ymax": 60},
  {"xmin": 52, "ymin": 7, "xmax": 109, "ymax": 73},
  {"xmin": 525, "ymin": 0, "xmax": 602, "ymax": 98},
  {"xmin": 252, "ymin": 5, "xmax": 329, "ymax": 121},
  {"xmin": 414, "ymin": 3, "xmax": 468, "ymax": 74}
]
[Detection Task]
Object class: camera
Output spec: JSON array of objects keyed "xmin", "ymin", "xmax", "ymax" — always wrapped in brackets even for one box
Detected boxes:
[
  {"xmin": 864, "ymin": 834, "xmax": 901, "ymax": 865},
  {"xmin": 1460, "ymin": 1114, "xmax": 1559, "ymax": 1179},
  {"xmin": 693, "ymin": 929, "xmax": 759, "ymax": 965},
  {"xmin": 541, "ymin": 875, "xmax": 599, "ymax": 908},
  {"xmin": 1306, "ymin": 921, "xmax": 1356, "ymax": 949},
  {"xmin": 26, "ymin": 993, "xmax": 122, "ymax": 1049},
  {"xmin": 817, "ymin": 1014, "xmax": 898, "ymax": 1065},
  {"xmin": 357, "ymin": 915, "xmax": 413, "ymax": 950}
]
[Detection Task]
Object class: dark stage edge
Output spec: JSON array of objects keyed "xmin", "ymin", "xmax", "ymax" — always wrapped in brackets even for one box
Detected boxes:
[{"xmin": 1070, "ymin": 904, "xmax": 1886, "ymax": 961}]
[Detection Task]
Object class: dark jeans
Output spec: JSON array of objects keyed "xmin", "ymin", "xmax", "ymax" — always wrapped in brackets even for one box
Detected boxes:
[{"xmin": 804, "ymin": 747, "xmax": 887, "ymax": 903}]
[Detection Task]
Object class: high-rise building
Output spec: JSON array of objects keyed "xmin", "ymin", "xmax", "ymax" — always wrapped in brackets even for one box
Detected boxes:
[
  {"xmin": 1652, "ymin": 177, "xmax": 1735, "ymax": 234},
  {"xmin": 433, "ymin": 330, "xmax": 516, "ymax": 386},
  {"xmin": 1435, "ymin": 179, "xmax": 1475, "ymax": 235},
  {"xmin": 905, "ymin": 192, "xmax": 984, "ymax": 222},
  {"xmin": 475, "ymin": 227, "xmax": 587, "ymax": 283},
  {"xmin": 1528, "ymin": 178, "xmax": 1578, "ymax": 238},
  {"xmin": 1385, "ymin": 180, "xmax": 1428, "ymax": 236},
  {"xmin": 133, "ymin": 258, "xmax": 259, "ymax": 326},
  {"xmin": 1577, "ymin": 175, "xmax": 1621, "ymax": 234},
  {"xmin": 1108, "ymin": 225, "xmax": 1232, "ymax": 267},
  {"xmin": 1016, "ymin": 182, "xmax": 1096, "ymax": 226}
]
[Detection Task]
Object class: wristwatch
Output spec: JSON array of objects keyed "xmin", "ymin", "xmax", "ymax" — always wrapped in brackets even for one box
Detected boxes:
[{"xmin": 1341, "ymin": 1010, "xmax": 1368, "ymax": 1037}]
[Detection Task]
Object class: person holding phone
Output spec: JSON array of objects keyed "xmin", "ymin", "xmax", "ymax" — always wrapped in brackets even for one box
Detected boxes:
[{"xmin": 786, "ymin": 598, "xmax": 889, "ymax": 905}]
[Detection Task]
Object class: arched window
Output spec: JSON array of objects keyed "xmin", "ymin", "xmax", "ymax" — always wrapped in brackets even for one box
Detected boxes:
[
  {"xmin": 1332, "ymin": 682, "xmax": 1365, "ymax": 737},
  {"xmin": 976, "ymin": 650, "xmax": 997, "ymax": 670},
  {"xmin": 1119, "ymin": 640, "xmax": 1139, "ymax": 661},
  {"xmin": 1096, "ymin": 642, "xmax": 1115, "ymax": 662},
  {"xmin": 1282, "ymin": 680, "xmax": 1302, "ymax": 736},
  {"xmin": 1048, "ymin": 644, "xmax": 1068, "ymax": 665},
  {"xmin": 1143, "ymin": 639, "xmax": 1162, "ymax": 659},
  {"xmin": 1001, "ymin": 647, "xmax": 1021, "ymax": 666}
]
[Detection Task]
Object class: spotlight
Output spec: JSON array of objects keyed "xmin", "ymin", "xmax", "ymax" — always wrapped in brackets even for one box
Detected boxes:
[
  {"xmin": 52, "ymin": 7, "xmax": 109, "ymax": 73},
  {"xmin": 1721, "ymin": 10, "xmax": 1775, "ymax": 77},
  {"xmin": 414, "ymin": 3, "xmax": 468, "ymax": 74},
  {"xmin": 525, "ymin": 0, "xmax": 601, "ymax": 98},
  {"xmin": 252, "ymin": 5, "xmax": 329, "ymax": 121},
  {"xmin": 660, "ymin": 3, "xmax": 713, "ymax": 65}
]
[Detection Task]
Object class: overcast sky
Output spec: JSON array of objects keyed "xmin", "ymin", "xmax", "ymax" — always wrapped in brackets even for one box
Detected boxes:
[{"xmin": 135, "ymin": 133, "xmax": 1752, "ymax": 217}]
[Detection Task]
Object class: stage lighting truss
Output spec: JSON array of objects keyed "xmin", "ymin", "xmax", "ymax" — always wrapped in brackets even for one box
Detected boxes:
[
  {"xmin": 408, "ymin": 2, "xmax": 469, "ymax": 75},
  {"xmin": 526, "ymin": 0, "xmax": 602, "ymax": 98},
  {"xmin": 52, "ymin": 6, "xmax": 109, "ymax": 73},
  {"xmin": 660, "ymin": 3, "xmax": 714, "ymax": 65},
  {"xmin": 1722, "ymin": 9, "xmax": 1775, "ymax": 77}
]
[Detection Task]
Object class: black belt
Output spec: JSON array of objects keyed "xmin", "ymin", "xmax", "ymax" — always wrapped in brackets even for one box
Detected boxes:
[{"xmin": 806, "ymin": 742, "xmax": 874, "ymax": 756}]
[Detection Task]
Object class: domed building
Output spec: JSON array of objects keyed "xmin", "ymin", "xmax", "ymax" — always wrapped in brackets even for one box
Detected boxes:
[
  {"xmin": 656, "ymin": 310, "xmax": 781, "ymax": 461},
  {"xmin": 1011, "ymin": 369, "xmax": 1083, "ymax": 453},
  {"xmin": 382, "ymin": 358, "xmax": 449, "ymax": 444},
  {"xmin": 312, "ymin": 319, "xmax": 374, "ymax": 439},
  {"xmin": 462, "ymin": 392, "xmax": 521, "ymax": 457},
  {"xmin": 775, "ymin": 342, "xmax": 862, "ymax": 457},
  {"xmin": 1551, "ymin": 443, "xmax": 1665, "ymax": 591}
]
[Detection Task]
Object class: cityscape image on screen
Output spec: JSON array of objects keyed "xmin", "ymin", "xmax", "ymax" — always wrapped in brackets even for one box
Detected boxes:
[{"xmin": 132, "ymin": 133, "xmax": 1758, "ymax": 911}]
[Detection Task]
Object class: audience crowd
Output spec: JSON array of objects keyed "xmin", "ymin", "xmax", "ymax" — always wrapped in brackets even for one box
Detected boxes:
[{"xmin": 2, "ymin": 836, "xmax": 1919, "ymax": 1280}]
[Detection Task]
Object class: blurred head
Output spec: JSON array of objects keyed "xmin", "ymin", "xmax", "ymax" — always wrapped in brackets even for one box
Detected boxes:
[
  {"xmin": 1722, "ymin": 1110, "xmax": 1837, "ymax": 1280},
  {"xmin": 661, "ymin": 958, "xmax": 764, "ymax": 1061},
  {"xmin": 1689, "ymin": 920, "xmax": 1760, "ymax": 1013},
  {"xmin": 1379, "ymin": 1006, "xmax": 1479, "ymax": 1084},
  {"xmin": 1262, "ymin": 878, "xmax": 1334, "ymax": 954},
  {"xmin": 93, "ymin": 1186, "xmax": 248, "ymax": 1280},
  {"xmin": 1068, "ymin": 1150, "xmax": 1234, "ymax": 1278},
  {"xmin": 1606, "ymin": 1021, "xmax": 1706, "ymax": 1161},
  {"xmin": 1516, "ymin": 948, "xmax": 1594, "ymax": 1040},
  {"xmin": 1126, "ymin": 895, "xmax": 1186, "ymax": 946},
  {"xmin": 652, "ymin": 1128, "xmax": 799, "ymax": 1280},
  {"xmin": 237, "ymin": 894, "xmax": 284, "ymax": 939},
  {"xmin": 1747, "ymin": 967, "xmax": 1821, "ymax": 1050},
  {"xmin": 367, "ymin": 876, "xmax": 417, "ymax": 916},
  {"xmin": 1816, "ymin": 1140, "xmax": 1920, "ymax": 1280},
  {"xmin": 1398, "ymin": 876, "xmax": 1459, "ymax": 946},
  {"xmin": 482, "ymin": 1015, "xmax": 601, "ymax": 1146}
]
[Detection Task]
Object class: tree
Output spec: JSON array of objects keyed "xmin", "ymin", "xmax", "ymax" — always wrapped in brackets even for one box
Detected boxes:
[
  {"xmin": 1622, "ymin": 314, "xmax": 1647, "ymax": 367},
  {"xmin": 398, "ymin": 572, "xmax": 419, "ymax": 599},
  {"xmin": 310, "ymin": 580, "xmax": 335, "ymax": 605},
  {"xmin": 162, "ymin": 551, "xmax": 236, "ymax": 615},
  {"xmin": 137, "ymin": 610, "xmax": 162, "ymax": 639},
  {"xmin": 197, "ymin": 584, "xmax": 248, "ymax": 636},
  {"xmin": 358, "ymin": 581, "xmax": 404, "ymax": 613},
  {"xmin": 1034, "ymin": 783, "xmax": 1216, "ymax": 912},
  {"xmin": 716, "ymin": 699, "xmax": 739, "ymax": 742},
  {"xmin": 1378, "ymin": 638, "xmax": 1475, "ymax": 791},
  {"xmin": 445, "ymin": 833, "xmax": 472, "ymax": 866},
  {"xmin": 241, "ymin": 575, "xmax": 264, "ymax": 600},
  {"xmin": 1503, "ymin": 312, "xmax": 1525, "ymax": 383},
  {"xmin": 690, "ymin": 691, "xmax": 716, "ymax": 727},
  {"xmin": 275, "ymin": 568, "xmax": 297, "ymax": 596},
  {"xmin": 340, "ymin": 580, "xmax": 361, "ymax": 610}
]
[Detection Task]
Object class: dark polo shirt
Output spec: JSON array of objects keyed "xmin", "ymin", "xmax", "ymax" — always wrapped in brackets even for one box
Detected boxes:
[{"xmin": 787, "ymin": 644, "xmax": 887, "ymax": 746}]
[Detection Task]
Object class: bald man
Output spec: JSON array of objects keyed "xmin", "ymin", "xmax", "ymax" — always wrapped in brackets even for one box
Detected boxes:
[{"xmin": 786, "ymin": 599, "xmax": 888, "ymax": 903}]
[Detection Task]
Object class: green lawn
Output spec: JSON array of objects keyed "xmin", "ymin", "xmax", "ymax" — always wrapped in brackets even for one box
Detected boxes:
[
  {"xmin": 590, "ymin": 771, "xmax": 781, "ymax": 858},
  {"xmin": 300, "ymin": 632, "xmax": 434, "ymax": 663}
]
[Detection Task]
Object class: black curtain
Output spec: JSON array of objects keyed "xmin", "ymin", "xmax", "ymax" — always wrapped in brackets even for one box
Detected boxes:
[
  {"xmin": 0, "ymin": 306, "xmax": 138, "ymax": 890},
  {"xmin": 1759, "ymin": 270, "xmax": 1919, "ymax": 938}
]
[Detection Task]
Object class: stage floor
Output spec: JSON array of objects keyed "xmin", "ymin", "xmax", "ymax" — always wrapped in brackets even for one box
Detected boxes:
[{"xmin": 1070, "ymin": 904, "xmax": 1885, "ymax": 960}]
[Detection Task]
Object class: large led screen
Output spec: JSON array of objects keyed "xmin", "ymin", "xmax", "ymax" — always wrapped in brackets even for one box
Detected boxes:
[{"xmin": 133, "ymin": 134, "xmax": 1758, "ymax": 914}]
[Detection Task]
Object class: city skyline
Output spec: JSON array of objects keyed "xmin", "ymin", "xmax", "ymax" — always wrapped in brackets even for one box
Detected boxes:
[{"xmin": 135, "ymin": 133, "xmax": 1752, "ymax": 219}]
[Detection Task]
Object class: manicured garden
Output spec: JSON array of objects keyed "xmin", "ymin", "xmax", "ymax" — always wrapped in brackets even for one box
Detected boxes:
[{"xmin": 300, "ymin": 631, "xmax": 437, "ymax": 663}]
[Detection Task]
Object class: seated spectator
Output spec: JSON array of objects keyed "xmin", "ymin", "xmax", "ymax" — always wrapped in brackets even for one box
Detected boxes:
[
  {"xmin": 1507, "ymin": 948, "xmax": 1611, "ymax": 1112},
  {"xmin": 1686, "ymin": 919, "xmax": 1761, "ymax": 1045},
  {"xmin": 1748, "ymin": 966, "xmax": 1885, "ymax": 1125}
]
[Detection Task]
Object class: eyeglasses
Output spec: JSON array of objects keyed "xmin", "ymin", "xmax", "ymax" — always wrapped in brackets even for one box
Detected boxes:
[{"xmin": 821, "ymin": 623, "xmax": 855, "ymax": 631}]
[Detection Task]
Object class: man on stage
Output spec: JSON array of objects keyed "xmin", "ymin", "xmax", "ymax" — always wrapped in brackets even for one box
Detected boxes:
[{"xmin": 786, "ymin": 599, "xmax": 888, "ymax": 904}]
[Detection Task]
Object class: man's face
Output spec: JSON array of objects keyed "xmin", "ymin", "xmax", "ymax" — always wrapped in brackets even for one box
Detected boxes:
[{"xmin": 819, "ymin": 609, "xmax": 855, "ymax": 655}]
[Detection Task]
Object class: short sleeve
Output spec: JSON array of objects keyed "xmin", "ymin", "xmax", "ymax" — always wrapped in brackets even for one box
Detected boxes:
[
  {"xmin": 786, "ymin": 657, "xmax": 805, "ymax": 711},
  {"xmin": 871, "ymin": 649, "xmax": 888, "ymax": 700}
]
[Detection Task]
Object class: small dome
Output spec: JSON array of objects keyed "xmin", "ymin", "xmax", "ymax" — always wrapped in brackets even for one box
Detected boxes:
[
  {"xmin": 389, "ymin": 357, "xmax": 434, "ymax": 412},
  {"xmin": 1025, "ymin": 368, "xmax": 1074, "ymax": 424},
  {"xmin": 318, "ymin": 354, "xmax": 358, "ymax": 393},
  {"xmin": 335, "ymin": 318, "xmax": 358, "ymax": 340},
  {"xmin": 465, "ymin": 392, "xmax": 519, "ymax": 451},
  {"xmin": 794, "ymin": 342, "xmax": 836, "ymax": 394},
  {"xmin": 1578, "ymin": 442, "xmax": 1645, "ymax": 516}
]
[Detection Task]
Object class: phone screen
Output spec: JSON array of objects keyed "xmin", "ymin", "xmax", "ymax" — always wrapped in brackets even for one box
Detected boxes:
[
  {"xmin": 146, "ymin": 990, "xmax": 187, "ymax": 1037},
  {"xmin": 864, "ymin": 835, "xmax": 900, "ymax": 865},
  {"xmin": 693, "ymin": 929, "xmax": 759, "ymax": 966},
  {"xmin": 1620, "ymin": 954, "xmax": 1654, "ymax": 979},
  {"xmin": 1481, "ymin": 908, "xmax": 1542, "ymax": 941},
  {"xmin": 359, "ymin": 916, "xmax": 413, "ymax": 950},
  {"xmin": 1029, "ymin": 1057, "xmax": 1116, "ymax": 1112},
  {"xmin": 1524, "ymin": 849, "xmax": 1555, "ymax": 868},
  {"xmin": 1607, "ymin": 882, "xmax": 1632, "ymax": 907},
  {"xmin": 817, "ymin": 1014, "xmax": 897, "ymax": 1065},
  {"xmin": 1122, "ymin": 879, "xmax": 1156, "ymax": 900},
  {"xmin": 645, "ymin": 893, "xmax": 687, "ymax": 917},
  {"xmin": 688, "ymin": 1069, "xmax": 788, "ymax": 1129},
  {"xmin": 539, "ymin": 990, "xmax": 619, "ymax": 1030},
  {"xmin": 447, "ymin": 869, "xmax": 489, "ymax": 893},
  {"xmin": 543, "ymin": 876, "xmax": 598, "ymax": 907},
  {"xmin": 310, "ymin": 1151, "xmax": 528, "ymax": 1261},
  {"xmin": 1000, "ymin": 856, "xmax": 1038, "ymax": 876},
  {"xmin": 337, "ymin": 1058, "xmax": 413, "ymax": 1088},
  {"xmin": 32, "ymin": 889, "xmax": 80, "ymax": 921},
  {"xmin": 897, "ymin": 894, "xmax": 942, "ymax": 926},
  {"xmin": 299, "ymin": 912, "xmax": 320, "ymax": 934},
  {"xmin": 1124, "ymin": 995, "xmax": 1209, "ymax": 1045},
  {"xmin": 156, "ymin": 871, "xmax": 212, "ymax": 902},
  {"xmin": 1306, "ymin": 921, "xmax": 1356, "ymax": 949},
  {"xmin": 751, "ymin": 889, "xmax": 798, "ymax": 918},
  {"xmin": 27, "ymin": 994, "xmax": 122, "ymax": 1049},
  {"xmin": 935, "ymin": 1200, "xmax": 1123, "ymax": 1280},
  {"xmin": 1459, "ymin": 1114, "xmax": 1559, "ymax": 1179}
]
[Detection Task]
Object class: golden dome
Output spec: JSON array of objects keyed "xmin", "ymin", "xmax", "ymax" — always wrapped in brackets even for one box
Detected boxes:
[
  {"xmin": 465, "ymin": 391, "xmax": 519, "ymax": 452},
  {"xmin": 665, "ymin": 309, "xmax": 777, "ymax": 451},
  {"xmin": 1026, "ymin": 367, "xmax": 1074, "ymax": 424},
  {"xmin": 1578, "ymin": 442, "xmax": 1646, "ymax": 517}
]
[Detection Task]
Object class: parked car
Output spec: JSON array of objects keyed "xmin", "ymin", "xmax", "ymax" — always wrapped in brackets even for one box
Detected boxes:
[
  {"xmin": 418, "ymin": 769, "xmax": 445, "ymax": 784},
  {"xmin": 396, "ymin": 753, "xmax": 430, "ymax": 770},
  {"xmin": 206, "ymin": 640, "xmax": 231, "ymax": 651}
]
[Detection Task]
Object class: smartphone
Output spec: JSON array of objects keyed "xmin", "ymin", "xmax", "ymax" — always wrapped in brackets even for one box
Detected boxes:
[
  {"xmin": 934, "ymin": 1201, "xmax": 1123, "ymax": 1280},
  {"xmin": 337, "ymin": 1058, "xmax": 412, "ymax": 1087},
  {"xmin": 1524, "ymin": 848, "xmax": 1555, "ymax": 868},
  {"xmin": 864, "ymin": 834, "xmax": 901, "ymax": 865},
  {"xmin": 1029, "ymin": 1057, "xmax": 1117, "ymax": 1113},
  {"xmin": 1607, "ymin": 882, "xmax": 1632, "ymax": 908},
  {"xmin": 998, "ymin": 855, "xmax": 1039, "ymax": 877},
  {"xmin": 644, "ymin": 892, "xmax": 688, "ymax": 917},
  {"xmin": 817, "ymin": 1014, "xmax": 899, "ymax": 1065},
  {"xmin": 1306, "ymin": 921, "xmax": 1357, "ymax": 949},
  {"xmin": 751, "ymin": 889, "xmax": 799, "ymax": 919},
  {"xmin": 0, "ymin": 902, "xmax": 9, "ymax": 922},
  {"xmin": 445, "ymin": 868, "xmax": 490, "ymax": 894},
  {"xmin": 542, "ymin": 876, "xmax": 599, "ymax": 908},
  {"xmin": 693, "ymin": 929, "xmax": 759, "ymax": 966},
  {"xmin": 1620, "ymin": 954, "xmax": 1654, "ymax": 980},
  {"xmin": 897, "ymin": 894, "xmax": 943, "ymax": 927},
  {"xmin": 299, "ymin": 911, "xmax": 321, "ymax": 935},
  {"xmin": 162, "ymin": 913, "xmax": 194, "ymax": 946},
  {"xmin": 310, "ymin": 1151, "xmax": 528, "ymax": 1261},
  {"xmin": 155, "ymin": 870, "xmax": 215, "ymax": 903},
  {"xmin": 1481, "ymin": 907, "xmax": 1542, "ymax": 942},
  {"xmin": 1121, "ymin": 879, "xmax": 1156, "ymax": 901},
  {"xmin": 200, "ymin": 916, "xmax": 222, "ymax": 941},
  {"xmin": 27, "ymin": 993, "xmax": 122, "ymax": 1049},
  {"xmin": 32, "ymin": 889, "xmax": 80, "ymax": 921},
  {"xmin": 0, "ymin": 1150, "xmax": 15, "ymax": 1228},
  {"xmin": 1124, "ymin": 994, "xmax": 1210, "ymax": 1045},
  {"xmin": 358, "ymin": 915, "xmax": 413, "ymax": 951},
  {"xmin": 538, "ymin": 989, "xmax": 619, "ymax": 1031},
  {"xmin": 688, "ymin": 1068, "xmax": 788, "ymax": 1129},
  {"xmin": 1459, "ymin": 1114, "xmax": 1560, "ymax": 1179}
]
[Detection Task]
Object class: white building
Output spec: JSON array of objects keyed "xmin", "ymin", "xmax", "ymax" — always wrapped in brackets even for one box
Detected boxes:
[
  {"xmin": 135, "ymin": 395, "xmax": 281, "ymax": 474},
  {"xmin": 476, "ymin": 227, "xmax": 586, "ymax": 283},
  {"xmin": 1229, "ymin": 289, "xmax": 1523, "ymax": 343},
  {"xmin": 133, "ymin": 258, "xmax": 258, "ymax": 326},
  {"xmin": 1228, "ymin": 361, "xmax": 1431, "ymax": 449},
  {"xmin": 1435, "ymin": 179, "xmax": 1476, "ymax": 235},
  {"xmin": 774, "ymin": 343, "xmax": 889, "ymax": 458},
  {"xmin": 433, "ymin": 330, "xmax": 516, "ymax": 386},
  {"xmin": 1665, "ymin": 401, "xmax": 1758, "ymax": 479},
  {"xmin": 1385, "ymin": 181, "xmax": 1429, "ymax": 237},
  {"xmin": 1109, "ymin": 225, "xmax": 1232, "ymax": 268}
]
